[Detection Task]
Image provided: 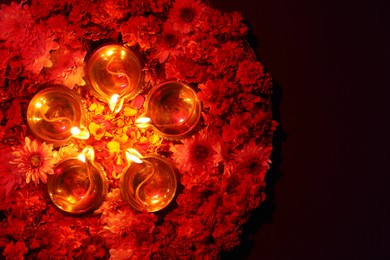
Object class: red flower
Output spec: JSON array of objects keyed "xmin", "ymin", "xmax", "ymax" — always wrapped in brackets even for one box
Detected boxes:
[
  {"xmin": 0, "ymin": 48, "xmax": 12, "ymax": 87},
  {"xmin": 0, "ymin": 2, "xmax": 59, "ymax": 74},
  {"xmin": 10, "ymin": 137, "xmax": 58, "ymax": 185},
  {"xmin": 168, "ymin": 0, "xmax": 205, "ymax": 33},
  {"xmin": 233, "ymin": 140, "xmax": 272, "ymax": 176},
  {"xmin": 120, "ymin": 16, "xmax": 160, "ymax": 51},
  {"xmin": 0, "ymin": 2, "xmax": 33, "ymax": 47},
  {"xmin": 0, "ymin": 145, "xmax": 25, "ymax": 198},
  {"xmin": 236, "ymin": 60, "xmax": 265, "ymax": 89},
  {"xmin": 222, "ymin": 112, "xmax": 252, "ymax": 144},
  {"xmin": 171, "ymin": 128, "xmax": 224, "ymax": 175},
  {"xmin": 165, "ymin": 55, "xmax": 207, "ymax": 83},
  {"xmin": 152, "ymin": 22, "xmax": 187, "ymax": 63},
  {"xmin": 197, "ymin": 79, "xmax": 235, "ymax": 115},
  {"xmin": 45, "ymin": 46, "xmax": 86, "ymax": 89},
  {"xmin": 2, "ymin": 241, "xmax": 28, "ymax": 259}
]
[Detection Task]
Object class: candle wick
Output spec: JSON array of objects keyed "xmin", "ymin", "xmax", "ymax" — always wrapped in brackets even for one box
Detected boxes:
[
  {"xmin": 152, "ymin": 102, "xmax": 196, "ymax": 128},
  {"xmin": 81, "ymin": 160, "xmax": 95, "ymax": 203},
  {"xmin": 40, "ymin": 105, "xmax": 73, "ymax": 126},
  {"xmin": 106, "ymin": 56, "xmax": 131, "ymax": 90},
  {"xmin": 135, "ymin": 159, "xmax": 155, "ymax": 209}
]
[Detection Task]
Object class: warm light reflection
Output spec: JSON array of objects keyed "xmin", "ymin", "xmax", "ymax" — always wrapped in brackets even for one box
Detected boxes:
[
  {"xmin": 106, "ymin": 49, "xmax": 114, "ymax": 57},
  {"xmin": 35, "ymin": 101, "xmax": 43, "ymax": 108}
]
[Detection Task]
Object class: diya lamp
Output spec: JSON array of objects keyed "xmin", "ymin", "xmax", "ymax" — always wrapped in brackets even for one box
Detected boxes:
[
  {"xmin": 86, "ymin": 44, "xmax": 144, "ymax": 113},
  {"xmin": 47, "ymin": 146, "xmax": 107, "ymax": 215},
  {"xmin": 27, "ymin": 86, "xmax": 90, "ymax": 146},
  {"xmin": 135, "ymin": 81, "xmax": 202, "ymax": 139},
  {"xmin": 120, "ymin": 149, "xmax": 177, "ymax": 212}
]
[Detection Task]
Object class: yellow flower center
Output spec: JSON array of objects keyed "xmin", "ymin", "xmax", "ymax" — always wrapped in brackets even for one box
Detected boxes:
[{"xmin": 30, "ymin": 154, "xmax": 42, "ymax": 168}]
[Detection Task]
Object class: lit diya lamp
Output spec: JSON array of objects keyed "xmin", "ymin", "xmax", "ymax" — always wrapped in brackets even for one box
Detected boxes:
[
  {"xmin": 47, "ymin": 146, "xmax": 107, "ymax": 215},
  {"xmin": 120, "ymin": 149, "xmax": 177, "ymax": 212},
  {"xmin": 27, "ymin": 86, "xmax": 90, "ymax": 146},
  {"xmin": 86, "ymin": 44, "xmax": 144, "ymax": 113},
  {"xmin": 135, "ymin": 81, "xmax": 202, "ymax": 139}
]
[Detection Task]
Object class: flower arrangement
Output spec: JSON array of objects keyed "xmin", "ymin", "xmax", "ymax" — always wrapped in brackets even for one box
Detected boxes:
[{"xmin": 0, "ymin": 0, "xmax": 277, "ymax": 258}]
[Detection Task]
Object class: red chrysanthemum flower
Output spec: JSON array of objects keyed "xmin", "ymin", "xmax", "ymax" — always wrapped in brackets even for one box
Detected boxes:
[
  {"xmin": 0, "ymin": 2, "xmax": 33, "ymax": 46},
  {"xmin": 171, "ymin": 128, "xmax": 224, "ymax": 174},
  {"xmin": 0, "ymin": 145, "xmax": 25, "ymax": 198},
  {"xmin": 45, "ymin": 46, "xmax": 86, "ymax": 89},
  {"xmin": 236, "ymin": 60, "xmax": 265, "ymax": 89},
  {"xmin": 165, "ymin": 55, "xmax": 207, "ymax": 83},
  {"xmin": 10, "ymin": 137, "xmax": 58, "ymax": 185},
  {"xmin": 0, "ymin": 2, "xmax": 59, "ymax": 75},
  {"xmin": 197, "ymin": 79, "xmax": 235, "ymax": 115},
  {"xmin": 168, "ymin": 0, "xmax": 205, "ymax": 33},
  {"xmin": 120, "ymin": 16, "xmax": 160, "ymax": 50},
  {"xmin": 152, "ymin": 22, "xmax": 186, "ymax": 63},
  {"xmin": 2, "ymin": 241, "xmax": 28, "ymax": 260},
  {"xmin": 232, "ymin": 140, "xmax": 272, "ymax": 176},
  {"xmin": 101, "ymin": 208, "xmax": 157, "ymax": 258}
]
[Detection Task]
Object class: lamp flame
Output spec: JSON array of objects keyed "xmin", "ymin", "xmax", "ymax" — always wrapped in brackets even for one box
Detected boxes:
[
  {"xmin": 71, "ymin": 127, "xmax": 81, "ymax": 135},
  {"xmin": 109, "ymin": 94, "xmax": 124, "ymax": 113},
  {"xmin": 78, "ymin": 146, "xmax": 95, "ymax": 162},
  {"xmin": 126, "ymin": 148, "xmax": 143, "ymax": 164},
  {"xmin": 71, "ymin": 126, "xmax": 90, "ymax": 140},
  {"xmin": 135, "ymin": 117, "xmax": 152, "ymax": 128}
]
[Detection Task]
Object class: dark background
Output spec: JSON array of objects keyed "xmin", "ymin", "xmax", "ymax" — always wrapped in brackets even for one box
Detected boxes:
[{"xmin": 210, "ymin": 0, "xmax": 390, "ymax": 259}]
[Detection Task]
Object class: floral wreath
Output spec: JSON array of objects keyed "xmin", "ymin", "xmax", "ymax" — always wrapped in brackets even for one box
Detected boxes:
[{"xmin": 0, "ymin": 0, "xmax": 277, "ymax": 258}]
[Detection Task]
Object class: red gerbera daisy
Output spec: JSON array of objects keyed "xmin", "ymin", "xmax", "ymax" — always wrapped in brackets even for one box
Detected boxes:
[
  {"xmin": 152, "ymin": 22, "xmax": 187, "ymax": 63},
  {"xmin": 233, "ymin": 139, "xmax": 272, "ymax": 176},
  {"xmin": 168, "ymin": 0, "xmax": 205, "ymax": 33},
  {"xmin": 171, "ymin": 128, "xmax": 224, "ymax": 175},
  {"xmin": 10, "ymin": 137, "xmax": 58, "ymax": 185}
]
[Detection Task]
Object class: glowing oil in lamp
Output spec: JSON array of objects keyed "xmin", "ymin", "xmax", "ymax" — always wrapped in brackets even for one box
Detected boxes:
[
  {"xmin": 120, "ymin": 149, "xmax": 177, "ymax": 212},
  {"xmin": 47, "ymin": 146, "xmax": 107, "ymax": 215},
  {"xmin": 135, "ymin": 81, "xmax": 202, "ymax": 139},
  {"xmin": 27, "ymin": 87, "xmax": 89, "ymax": 146},
  {"xmin": 86, "ymin": 44, "xmax": 144, "ymax": 113}
]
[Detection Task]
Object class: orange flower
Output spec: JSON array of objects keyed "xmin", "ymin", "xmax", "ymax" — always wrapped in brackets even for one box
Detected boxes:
[{"xmin": 10, "ymin": 137, "xmax": 58, "ymax": 185}]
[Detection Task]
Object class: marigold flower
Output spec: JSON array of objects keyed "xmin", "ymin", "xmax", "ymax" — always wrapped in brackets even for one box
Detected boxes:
[{"xmin": 10, "ymin": 137, "xmax": 58, "ymax": 185}]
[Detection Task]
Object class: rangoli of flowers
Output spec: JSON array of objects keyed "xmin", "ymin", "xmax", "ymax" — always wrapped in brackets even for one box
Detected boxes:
[{"xmin": 0, "ymin": 0, "xmax": 277, "ymax": 259}]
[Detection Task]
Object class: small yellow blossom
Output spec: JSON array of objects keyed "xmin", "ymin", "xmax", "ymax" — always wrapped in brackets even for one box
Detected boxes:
[
  {"xmin": 89, "ymin": 122, "xmax": 105, "ymax": 140},
  {"xmin": 107, "ymin": 140, "xmax": 121, "ymax": 154},
  {"xmin": 123, "ymin": 107, "xmax": 138, "ymax": 117}
]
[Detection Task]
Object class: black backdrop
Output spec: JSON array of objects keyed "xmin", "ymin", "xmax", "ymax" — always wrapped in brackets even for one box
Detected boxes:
[{"xmin": 209, "ymin": 0, "xmax": 390, "ymax": 259}]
